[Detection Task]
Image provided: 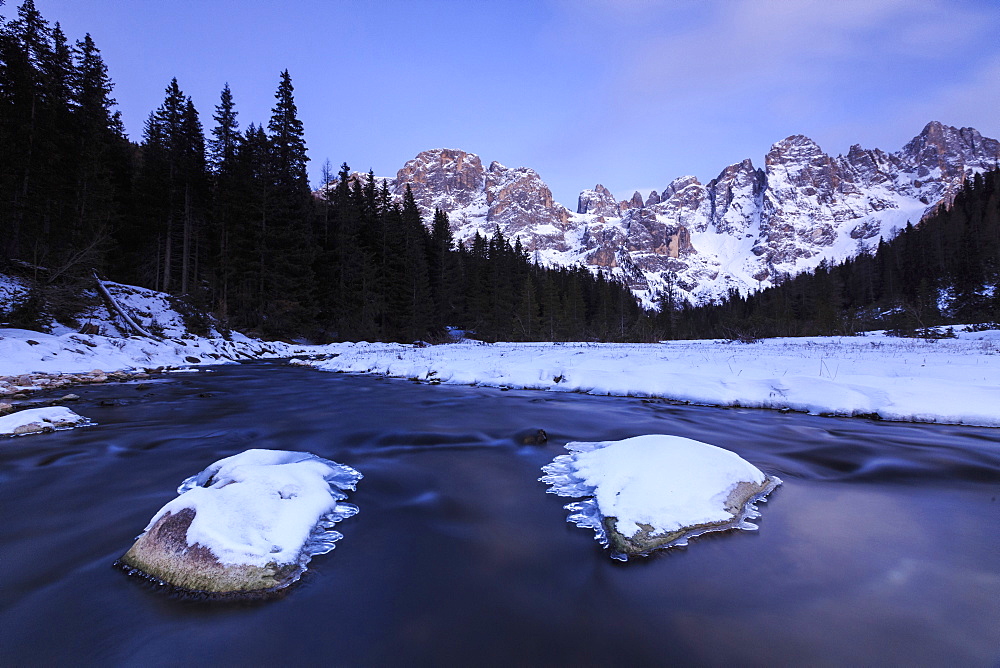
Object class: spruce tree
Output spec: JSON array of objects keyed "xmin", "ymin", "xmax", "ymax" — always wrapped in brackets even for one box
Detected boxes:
[
  {"xmin": 63, "ymin": 33, "xmax": 122, "ymax": 281},
  {"xmin": 132, "ymin": 78, "xmax": 208, "ymax": 295},
  {"xmin": 261, "ymin": 69, "xmax": 314, "ymax": 335},
  {"xmin": 2, "ymin": 0, "xmax": 51, "ymax": 267},
  {"xmin": 208, "ymin": 83, "xmax": 241, "ymax": 318},
  {"xmin": 178, "ymin": 97, "xmax": 207, "ymax": 296},
  {"xmin": 395, "ymin": 185, "xmax": 432, "ymax": 340},
  {"xmin": 428, "ymin": 208, "xmax": 457, "ymax": 325}
]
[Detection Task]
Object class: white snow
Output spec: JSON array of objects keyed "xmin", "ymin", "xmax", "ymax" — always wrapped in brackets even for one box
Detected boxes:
[
  {"xmin": 0, "ymin": 274, "xmax": 29, "ymax": 310},
  {"xmin": 553, "ymin": 435, "xmax": 768, "ymax": 536},
  {"xmin": 305, "ymin": 329, "xmax": 1000, "ymax": 427},
  {"xmin": 0, "ymin": 273, "xmax": 316, "ymax": 377},
  {"xmin": 146, "ymin": 449, "xmax": 362, "ymax": 568},
  {"xmin": 0, "ymin": 406, "xmax": 92, "ymax": 436},
  {"xmin": 540, "ymin": 435, "xmax": 780, "ymax": 559},
  {"xmin": 0, "ymin": 327, "xmax": 306, "ymax": 376}
]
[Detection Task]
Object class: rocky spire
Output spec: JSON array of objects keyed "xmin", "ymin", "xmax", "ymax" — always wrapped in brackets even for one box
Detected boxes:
[{"xmin": 577, "ymin": 184, "xmax": 618, "ymax": 216}]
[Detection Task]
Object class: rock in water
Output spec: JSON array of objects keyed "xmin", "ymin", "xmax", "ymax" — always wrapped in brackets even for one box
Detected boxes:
[
  {"xmin": 118, "ymin": 449, "xmax": 362, "ymax": 597},
  {"xmin": 0, "ymin": 406, "xmax": 93, "ymax": 436},
  {"xmin": 540, "ymin": 435, "xmax": 780, "ymax": 560}
]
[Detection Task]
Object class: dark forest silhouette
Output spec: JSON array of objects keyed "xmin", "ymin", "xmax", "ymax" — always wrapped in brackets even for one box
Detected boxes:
[{"xmin": 2, "ymin": 1, "xmax": 997, "ymax": 342}]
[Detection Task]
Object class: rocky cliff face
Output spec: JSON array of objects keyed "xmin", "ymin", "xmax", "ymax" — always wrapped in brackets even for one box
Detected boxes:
[
  {"xmin": 393, "ymin": 148, "xmax": 486, "ymax": 212},
  {"xmin": 339, "ymin": 122, "xmax": 1000, "ymax": 305},
  {"xmin": 388, "ymin": 148, "xmax": 574, "ymax": 253}
]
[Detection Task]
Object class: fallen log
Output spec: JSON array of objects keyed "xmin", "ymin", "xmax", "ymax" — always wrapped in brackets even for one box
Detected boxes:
[{"xmin": 92, "ymin": 270, "xmax": 157, "ymax": 339}]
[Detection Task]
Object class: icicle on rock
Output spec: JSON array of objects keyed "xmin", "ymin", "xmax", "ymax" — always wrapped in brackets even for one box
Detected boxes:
[
  {"xmin": 540, "ymin": 435, "xmax": 781, "ymax": 560},
  {"xmin": 117, "ymin": 449, "xmax": 362, "ymax": 597}
]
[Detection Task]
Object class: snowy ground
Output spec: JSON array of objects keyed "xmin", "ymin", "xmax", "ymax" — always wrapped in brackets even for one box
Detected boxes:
[
  {"xmin": 305, "ymin": 330, "xmax": 1000, "ymax": 427},
  {"xmin": 4, "ymin": 275, "xmax": 1000, "ymax": 428},
  {"xmin": 0, "ymin": 327, "xmax": 307, "ymax": 378},
  {"xmin": 4, "ymin": 323, "xmax": 999, "ymax": 428},
  {"xmin": 1, "ymin": 273, "xmax": 311, "ymax": 378}
]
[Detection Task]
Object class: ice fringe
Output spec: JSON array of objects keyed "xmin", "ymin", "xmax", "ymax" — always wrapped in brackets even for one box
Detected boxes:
[
  {"xmin": 173, "ymin": 449, "xmax": 363, "ymax": 562},
  {"xmin": 118, "ymin": 449, "xmax": 362, "ymax": 597},
  {"xmin": 540, "ymin": 435, "xmax": 781, "ymax": 561}
]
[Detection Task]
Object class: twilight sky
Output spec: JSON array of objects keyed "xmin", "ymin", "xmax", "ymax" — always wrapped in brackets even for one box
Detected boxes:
[{"xmin": 24, "ymin": 0, "xmax": 1000, "ymax": 207}]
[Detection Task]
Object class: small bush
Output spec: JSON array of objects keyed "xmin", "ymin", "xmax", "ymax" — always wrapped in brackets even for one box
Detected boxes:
[
  {"xmin": 169, "ymin": 295, "xmax": 213, "ymax": 337},
  {"xmin": 1, "ymin": 287, "xmax": 51, "ymax": 332}
]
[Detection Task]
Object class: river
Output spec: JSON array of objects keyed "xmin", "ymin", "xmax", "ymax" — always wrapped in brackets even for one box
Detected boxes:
[{"xmin": 1, "ymin": 361, "xmax": 998, "ymax": 666}]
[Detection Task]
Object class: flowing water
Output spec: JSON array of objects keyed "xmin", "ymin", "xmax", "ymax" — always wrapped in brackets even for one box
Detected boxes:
[{"xmin": 1, "ymin": 361, "xmax": 998, "ymax": 666}]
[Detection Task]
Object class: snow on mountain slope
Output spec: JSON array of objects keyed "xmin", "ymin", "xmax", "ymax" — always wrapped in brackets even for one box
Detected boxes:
[{"xmin": 320, "ymin": 122, "xmax": 1000, "ymax": 306}]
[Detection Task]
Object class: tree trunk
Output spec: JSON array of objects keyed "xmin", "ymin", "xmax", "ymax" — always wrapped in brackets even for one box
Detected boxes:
[
  {"xmin": 182, "ymin": 183, "xmax": 191, "ymax": 295},
  {"xmin": 93, "ymin": 270, "xmax": 157, "ymax": 338}
]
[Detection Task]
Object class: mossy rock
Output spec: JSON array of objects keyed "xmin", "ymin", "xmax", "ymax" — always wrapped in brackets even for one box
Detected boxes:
[
  {"xmin": 603, "ymin": 477, "xmax": 779, "ymax": 556},
  {"xmin": 119, "ymin": 507, "xmax": 300, "ymax": 595}
]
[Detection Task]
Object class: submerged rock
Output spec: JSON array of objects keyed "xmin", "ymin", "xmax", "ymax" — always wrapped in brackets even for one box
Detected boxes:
[
  {"xmin": 540, "ymin": 435, "xmax": 781, "ymax": 560},
  {"xmin": 0, "ymin": 406, "xmax": 93, "ymax": 436},
  {"xmin": 516, "ymin": 428, "xmax": 548, "ymax": 445},
  {"xmin": 118, "ymin": 449, "xmax": 362, "ymax": 597}
]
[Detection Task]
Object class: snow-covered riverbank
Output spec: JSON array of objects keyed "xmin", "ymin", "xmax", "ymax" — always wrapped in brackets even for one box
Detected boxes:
[
  {"xmin": 1, "ymin": 274, "xmax": 311, "ymax": 384},
  {"xmin": 5, "ymin": 267, "xmax": 1000, "ymax": 428},
  {"xmin": 0, "ymin": 327, "xmax": 307, "ymax": 379},
  {"xmin": 306, "ymin": 331, "xmax": 1000, "ymax": 427}
]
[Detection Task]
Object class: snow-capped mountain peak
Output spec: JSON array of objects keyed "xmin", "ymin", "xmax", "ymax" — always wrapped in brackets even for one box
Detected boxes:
[{"xmin": 321, "ymin": 122, "xmax": 1000, "ymax": 306}]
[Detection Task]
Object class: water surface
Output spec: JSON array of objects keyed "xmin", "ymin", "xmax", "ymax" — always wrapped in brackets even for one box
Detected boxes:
[{"xmin": 1, "ymin": 361, "xmax": 998, "ymax": 666}]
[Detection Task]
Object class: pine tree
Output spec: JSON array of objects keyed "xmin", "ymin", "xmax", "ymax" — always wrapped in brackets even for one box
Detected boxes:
[
  {"xmin": 260, "ymin": 69, "xmax": 314, "ymax": 335},
  {"xmin": 208, "ymin": 83, "xmax": 239, "ymax": 171},
  {"xmin": 428, "ymin": 207, "xmax": 457, "ymax": 325},
  {"xmin": 226, "ymin": 123, "xmax": 270, "ymax": 329},
  {"xmin": 207, "ymin": 83, "xmax": 241, "ymax": 318},
  {"xmin": 394, "ymin": 185, "xmax": 432, "ymax": 340},
  {"xmin": 62, "ymin": 32, "xmax": 122, "ymax": 281},
  {"xmin": 132, "ymin": 78, "xmax": 208, "ymax": 295},
  {"xmin": 178, "ymin": 97, "xmax": 207, "ymax": 296},
  {"xmin": 2, "ymin": 0, "xmax": 52, "ymax": 267}
]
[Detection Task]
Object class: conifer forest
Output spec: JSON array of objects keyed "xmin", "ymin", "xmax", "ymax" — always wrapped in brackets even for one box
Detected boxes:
[
  {"xmin": 2, "ymin": 0, "xmax": 998, "ymax": 342},
  {"xmin": 0, "ymin": 1, "xmax": 647, "ymax": 342}
]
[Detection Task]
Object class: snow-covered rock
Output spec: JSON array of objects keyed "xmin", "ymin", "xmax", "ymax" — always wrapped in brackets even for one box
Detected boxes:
[
  {"xmin": 0, "ymin": 406, "xmax": 92, "ymax": 436},
  {"xmin": 389, "ymin": 148, "xmax": 576, "ymax": 255},
  {"xmin": 541, "ymin": 435, "xmax": 781, "ymax": 559},
  {"xmin": 577, "ymin": 184, "xmax": 621, "ymax": 217},
  {"xmin": 117, "ymin": 449, "xmax": 362, "ymax": 596}
]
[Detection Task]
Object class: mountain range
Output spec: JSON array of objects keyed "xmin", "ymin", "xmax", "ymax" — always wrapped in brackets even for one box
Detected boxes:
[{"xmin": 334, "ymin": 122, "xmax": 1000, "ymax": 305}]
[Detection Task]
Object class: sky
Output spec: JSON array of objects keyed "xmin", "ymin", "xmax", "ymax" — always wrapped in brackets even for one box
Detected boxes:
[{"xmin": 19, "ymin": 0, "xmax": 1000, "ymax": 207}]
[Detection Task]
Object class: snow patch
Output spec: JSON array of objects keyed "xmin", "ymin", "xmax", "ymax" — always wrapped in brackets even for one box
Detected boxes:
[
  {"xmin": 541, "ymin": 435, "xmax": 780, "ymax": 559},
  {"xmin": 0, "ymin": 326, "xmax": 308, "ymax": 376},
  {"xmin": 0, "ymin": 406, "xmax": 93, "ymax": 436},
  {"xmin": 306, "ymin": 331, "xmax": 1000, "ymax": 427},
  {"xmin": 145, "ymin": 449, "xmax": 362, "ymax": 568}
]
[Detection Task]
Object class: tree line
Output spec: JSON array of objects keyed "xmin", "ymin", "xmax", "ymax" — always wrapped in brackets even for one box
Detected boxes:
[
  {"xmin": 667, "ymin": 168, "xmax": 1000, "ymax": 340},
  {"xmin": 6, "ymin": 0, "xmax": 995, "ymax": 343},
  {"xmin": 0, "ymin": 0, "xmax": 649, "ymax": 341},
  {"xmin": 315, "ymin": 169, "xmax": 648, "ymax": 341}
]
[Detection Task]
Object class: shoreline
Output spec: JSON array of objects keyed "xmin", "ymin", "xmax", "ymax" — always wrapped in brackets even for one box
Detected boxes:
[{"xmin": 304, "ymin": 335, "xmax": 1000, "ymax": 428}]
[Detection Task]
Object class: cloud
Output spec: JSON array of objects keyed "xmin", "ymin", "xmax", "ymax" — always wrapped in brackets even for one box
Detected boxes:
[
  {"xmin": 540, "ymin": 0, "xmax": 1000, "ymax": 191},
  {"xmin": 618, "ymin": 0, "xmax": 992, "ymax": 97}
]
